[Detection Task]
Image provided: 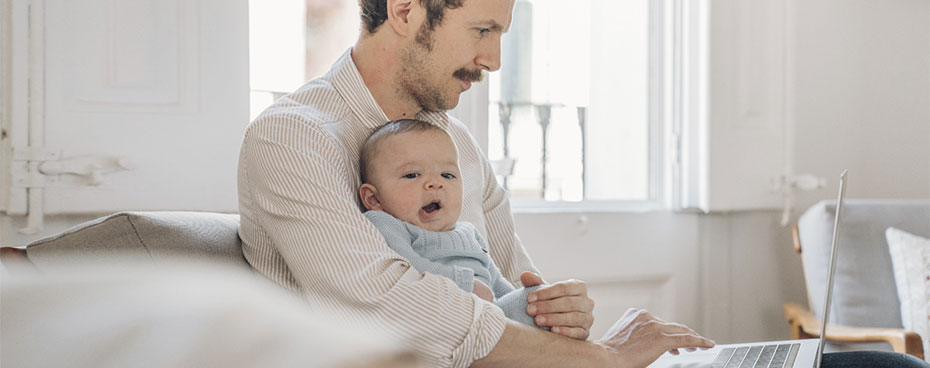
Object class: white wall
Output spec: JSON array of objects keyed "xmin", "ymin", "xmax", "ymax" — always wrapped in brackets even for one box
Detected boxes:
[
  {"xmin": 515, "ymin": 210, "xmax": 806, "ymax": 343},
  {"xmin": 790, "ymin": 0, "xmax": 930, "ymax": 209}
]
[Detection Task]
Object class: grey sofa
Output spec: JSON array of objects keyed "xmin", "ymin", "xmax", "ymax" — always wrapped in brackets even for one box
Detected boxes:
[
  {"xmin": 0, "ymin": 212, "xmax": 426, "ymax": 368},
  {"xmin": 15, "ymin": 211, "xmax": 247, "ymax": 271}
]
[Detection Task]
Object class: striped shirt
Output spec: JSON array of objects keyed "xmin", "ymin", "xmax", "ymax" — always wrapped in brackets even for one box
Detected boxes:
[{"xmin": 237, "ymin": 49, "xmax": 539, "ymax": 367}]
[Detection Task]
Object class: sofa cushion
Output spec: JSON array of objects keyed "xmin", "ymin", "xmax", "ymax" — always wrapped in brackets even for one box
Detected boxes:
[
  {"xmin": 886, "ymin": 227, "xmax": 930, "ymax": 358},
  {"xmin": 26, "ymin": 212, "xmax": 248, "ymax": 270}
]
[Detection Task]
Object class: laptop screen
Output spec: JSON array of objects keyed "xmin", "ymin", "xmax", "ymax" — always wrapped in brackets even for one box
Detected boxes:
[{"xmin": 814, "ymin": 169, "xmax": 848, "ymax": 367}]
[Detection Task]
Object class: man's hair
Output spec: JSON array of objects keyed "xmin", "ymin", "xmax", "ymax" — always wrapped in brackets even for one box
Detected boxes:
[
  {"xmin": 360, "ymin": 0, "xmax": 464, "ymax": 35},
  {"xmin": 359, "ymin": 119, "xmax": 449, "ymax": 184}
]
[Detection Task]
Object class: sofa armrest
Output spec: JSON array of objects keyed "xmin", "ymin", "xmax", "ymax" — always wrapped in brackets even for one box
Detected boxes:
[{"xmin": 784, "ymin": 302, "xmax": 924, "ymax": 360}]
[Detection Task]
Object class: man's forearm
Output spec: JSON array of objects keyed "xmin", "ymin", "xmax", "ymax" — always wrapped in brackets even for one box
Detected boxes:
[{"xmin": 471, "ymin": 320, "xmax": 608, "ymax": 367}]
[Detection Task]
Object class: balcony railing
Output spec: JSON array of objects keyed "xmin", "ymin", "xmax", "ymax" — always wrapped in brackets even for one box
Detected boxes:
[{"xmin": 491, "ymin": 101, "xmax": 588, "ymax": 200}]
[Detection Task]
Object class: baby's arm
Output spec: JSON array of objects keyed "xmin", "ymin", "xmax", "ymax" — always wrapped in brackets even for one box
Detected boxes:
[
  {"xmin": 364, "ymin": 211, "xmax": 478, "ymax": 293},
  {"xmin": 473, "ymin": 227, "xmax": 549, "ymax": 329}
]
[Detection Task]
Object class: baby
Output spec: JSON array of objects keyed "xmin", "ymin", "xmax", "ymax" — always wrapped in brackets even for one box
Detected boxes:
[{"xmin": 358, "ymin": 119, "xmax": 546, "ymax": 329}]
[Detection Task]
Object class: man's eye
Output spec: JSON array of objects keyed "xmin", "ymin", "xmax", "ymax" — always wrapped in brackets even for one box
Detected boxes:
[
  {"xmin": 477, "ymin": 28, "xmax": 490, "ymax": 35},
  {"xmin": 441, "ymin": 173, "xmax": 456, "ymax": 179},
  {"xmin": 403, "ymin": 173, "xmax": 420, "ymax": 179}
]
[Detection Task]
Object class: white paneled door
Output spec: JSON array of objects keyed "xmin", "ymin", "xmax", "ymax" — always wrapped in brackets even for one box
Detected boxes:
[{"xmin": 8, "ymin": 0, "xmax": 248, "ymax": 223}]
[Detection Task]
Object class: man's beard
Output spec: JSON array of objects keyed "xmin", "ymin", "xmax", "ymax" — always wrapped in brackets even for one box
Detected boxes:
[{"xmin": 398, "ymin": 26, "xmax": 485, "ymax": 112}]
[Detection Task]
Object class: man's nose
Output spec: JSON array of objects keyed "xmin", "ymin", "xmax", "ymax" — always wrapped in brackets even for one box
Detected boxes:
[{"xmin": 476, "ymin": 35, "xmax": 502, "ymax": 72}]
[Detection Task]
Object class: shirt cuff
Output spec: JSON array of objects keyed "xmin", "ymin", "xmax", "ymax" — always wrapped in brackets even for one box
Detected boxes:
[{"xmin": 449, "ymin": 298, "xmax": 508, "ymax": 368}]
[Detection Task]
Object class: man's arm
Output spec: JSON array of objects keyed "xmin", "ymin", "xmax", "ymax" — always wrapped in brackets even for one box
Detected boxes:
[
  {"xmin": 239, "ymin": 117, "xmax": 507, "ymax": 367},
  {"xmin": 473, "ymin": 309, "xmax": 716, "ymax": 368}
]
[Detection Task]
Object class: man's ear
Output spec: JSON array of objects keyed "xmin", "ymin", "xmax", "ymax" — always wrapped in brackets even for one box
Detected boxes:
[
  {"xmin": 360, "ymin": 183, "xmax": 383, "ymax": 211},
  {"xmin": 385, "ymin": 0, "xmax": 422, "ymax": 37}
]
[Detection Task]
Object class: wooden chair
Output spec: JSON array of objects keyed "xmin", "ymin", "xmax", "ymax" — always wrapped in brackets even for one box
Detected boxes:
[{"xmin": 784, "ymin": 200, "xmax": 929, "ymax": 360}]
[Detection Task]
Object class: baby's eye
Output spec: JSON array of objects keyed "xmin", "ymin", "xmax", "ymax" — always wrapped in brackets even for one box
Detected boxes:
[
  {"xmin": 441, "ymin": 173, "xmax": 457, "ymax": 179},
  {"xmin": 403, "ymin": 173, "xmax": 420, "ymax": 179}
]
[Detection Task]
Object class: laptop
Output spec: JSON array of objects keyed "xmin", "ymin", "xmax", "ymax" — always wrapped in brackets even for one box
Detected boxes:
[{"xmin": 648, "ymin": 170, "xmax": 848, "ymax": 368}]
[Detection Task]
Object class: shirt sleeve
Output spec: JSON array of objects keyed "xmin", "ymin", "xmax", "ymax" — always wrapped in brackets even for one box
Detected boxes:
[{"xmin": 238, "ymin": 116, "xmax": 506, "ymax": 367}]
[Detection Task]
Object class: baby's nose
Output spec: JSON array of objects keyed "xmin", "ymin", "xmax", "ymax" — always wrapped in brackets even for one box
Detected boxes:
[{"xmin": 425, "ymin": 180, "xmax": 444, "ymax": 190}]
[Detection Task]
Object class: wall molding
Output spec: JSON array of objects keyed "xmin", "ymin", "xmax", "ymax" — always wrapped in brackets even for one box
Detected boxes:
[{"xmin": 59, "ymin": 0, "xmax": 201, "ymax": 114}]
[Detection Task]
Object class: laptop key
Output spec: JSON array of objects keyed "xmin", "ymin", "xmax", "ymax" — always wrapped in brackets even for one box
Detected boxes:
[
  {"xmin": 725, "ymin": 347, "xmax": 751, "ymax": 368},
  {"xmin": 754, "ymin": 345, "xmax": 777, "ymax": 368},
  {"xmin": 783, "ymin": 344, "xmax": 801, "ymax": 368},
  {"xmin": 712, "ymin": 347, "xmax": 736, "ymax": 367},
  {"xmin": 712, "ymin": 348, "xmax": 736, "ymax": 367},
  {"xmin": 769, "ymin": 344, "xmax": 791, "ymax": 367},
  {"xmin": 739, "ymin": 346, "xmax": 764, "ymax": 368}
]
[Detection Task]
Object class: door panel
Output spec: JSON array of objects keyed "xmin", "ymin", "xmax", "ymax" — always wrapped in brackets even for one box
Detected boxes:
[{"xmin": 36, "ymin": 0, "xmax": 248, "ymax": 214}]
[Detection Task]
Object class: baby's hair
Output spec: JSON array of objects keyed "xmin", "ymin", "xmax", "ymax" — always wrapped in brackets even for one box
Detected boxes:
[{"xmin": 359, "ymin": 119, "xmax": 449, "ymax": 184}]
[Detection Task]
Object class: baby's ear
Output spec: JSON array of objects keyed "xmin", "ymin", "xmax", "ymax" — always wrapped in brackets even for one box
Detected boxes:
[{"xmin": 359, "ymin": 183, "xmax": 383, "ymax": 211}]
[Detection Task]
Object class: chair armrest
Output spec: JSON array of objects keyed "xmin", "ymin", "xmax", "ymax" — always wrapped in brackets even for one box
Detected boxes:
[
  {"xmin": 0, "ymin": 246, "xmax": 37, "ymax": 273},
  {"xmin": 784, "ymin": 302, "xmax": 924, "ymax": 360}
]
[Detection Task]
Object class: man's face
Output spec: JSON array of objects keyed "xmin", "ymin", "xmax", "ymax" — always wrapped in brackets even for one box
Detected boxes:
[
  {"xmin": 398, "ymin": 0, "xmax": 516, "ymax": 111},
  {"xmin": 365, "ymin": 129, "xmax": 463, "ymax": 232}
]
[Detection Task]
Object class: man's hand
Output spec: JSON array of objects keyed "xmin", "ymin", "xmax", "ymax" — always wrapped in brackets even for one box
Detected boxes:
[
  {"xmin": 521, "ymin": 272, "xmax": 595, "ymax": 340},
  {"xmin": 595, "ymin": 308, "xmax": 715, "ymax": 368},
  {"xmin": 473, "ymin": 279, "xmax": 494, "ymax": 302}
]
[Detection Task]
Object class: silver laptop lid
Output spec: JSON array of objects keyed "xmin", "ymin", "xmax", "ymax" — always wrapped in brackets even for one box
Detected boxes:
[{"xmin": 813, "ymin": 170, "xmax": 848, "ymax": 367}]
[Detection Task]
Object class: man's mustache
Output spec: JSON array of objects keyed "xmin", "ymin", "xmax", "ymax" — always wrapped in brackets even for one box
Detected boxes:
[{"xmin": 453, "ymin": 68, "xmax": 484, "ymax": 83}]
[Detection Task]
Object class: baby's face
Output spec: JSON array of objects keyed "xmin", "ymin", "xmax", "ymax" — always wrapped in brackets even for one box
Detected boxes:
[{"xmin": 364, "ymin": 129, "xmax": 463, "ymax": 232}]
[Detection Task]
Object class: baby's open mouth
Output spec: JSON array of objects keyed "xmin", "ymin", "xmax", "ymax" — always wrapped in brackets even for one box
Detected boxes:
[{"xmin": 422, "ymin": 201, "xmax": 441, "ymax": 214}]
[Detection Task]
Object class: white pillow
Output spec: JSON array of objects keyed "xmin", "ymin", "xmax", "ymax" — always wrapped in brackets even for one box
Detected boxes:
[{"xmin": 886, "ymin": 226, "xmax": 930, "ymax": 360}]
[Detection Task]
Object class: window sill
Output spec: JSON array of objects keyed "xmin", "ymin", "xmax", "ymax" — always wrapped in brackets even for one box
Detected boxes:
[{"xmin": 510, "ymin": 200, "xmax": 670, "ymax": 214}]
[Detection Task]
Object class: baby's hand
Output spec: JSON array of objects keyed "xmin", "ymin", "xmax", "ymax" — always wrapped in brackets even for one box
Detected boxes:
[{"xmin": 472, "ymin": 280, "xmax": 494, "ymax": 302}]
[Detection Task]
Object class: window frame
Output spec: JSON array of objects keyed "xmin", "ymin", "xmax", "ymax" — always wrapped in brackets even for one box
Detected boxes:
[{"xmin": 456, "ymin": 0, "xmax": 707, "ymax": 213}]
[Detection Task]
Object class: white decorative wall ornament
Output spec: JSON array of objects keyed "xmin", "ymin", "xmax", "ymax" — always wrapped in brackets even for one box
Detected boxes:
[{"xmin": 771, "ymin": 173, "xmax": 827, "ymax": 227}]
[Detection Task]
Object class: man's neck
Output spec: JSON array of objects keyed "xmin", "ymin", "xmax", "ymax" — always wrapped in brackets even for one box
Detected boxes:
[{"xmin": 352, "ymin": 36, "xmax": 422, "ymax": 121}]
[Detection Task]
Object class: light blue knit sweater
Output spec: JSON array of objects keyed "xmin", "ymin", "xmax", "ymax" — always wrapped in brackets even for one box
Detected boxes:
[{"xmin": 364, "ymin": 210, "xmax": 546, "ymax": 329}]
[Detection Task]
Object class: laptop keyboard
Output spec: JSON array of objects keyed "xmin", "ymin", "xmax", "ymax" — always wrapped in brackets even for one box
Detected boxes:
[{"xmin": 712, "ymin": 343, "xmax": 801, "ymax": 368}]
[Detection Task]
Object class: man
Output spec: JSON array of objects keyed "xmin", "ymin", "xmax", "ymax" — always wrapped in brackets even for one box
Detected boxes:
[
  {"xmin": 237, "ymin": 1, "xmax": 926, "ymax": 367},
  {"xmin": 237, "ymin": 0, "xmax": 711, "ymax": 366}
]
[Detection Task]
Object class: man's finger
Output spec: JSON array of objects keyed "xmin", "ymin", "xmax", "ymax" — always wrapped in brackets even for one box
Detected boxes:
[
  {"xmin": 550, "ymin": 326, "xmax": 590, "ymax": 340},
  {"xmin": 528, "ymin": 296, "xmax": 592, "ymax": 316},
  {"xmin": 666, "ymin": 334, "xmax": 715, "ymax": 350},
  {"xmin": 534, "ymin": 311, "xmax": 593, "ymax": 330},
  {"xmin": 529, "ymin": 280, "xmax": 587, "ymax": 302},
  {"xmin": 657, "ymin": 322, "xmax": 700, "ymax": 337}
]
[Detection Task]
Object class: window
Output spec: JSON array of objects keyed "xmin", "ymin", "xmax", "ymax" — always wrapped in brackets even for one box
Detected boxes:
[
  {"xmin": 249, "ymin": 0, "xmax": 357, "ymax": 120},
  {"xmin": 481, "ymin": 0, "xmax": 704, "ymax": 210}
]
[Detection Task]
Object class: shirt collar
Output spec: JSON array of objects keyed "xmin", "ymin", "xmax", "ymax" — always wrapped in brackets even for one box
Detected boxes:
[{"xmin": 331, "ymin": 49, "xmax": 390, "ymax": 130}]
